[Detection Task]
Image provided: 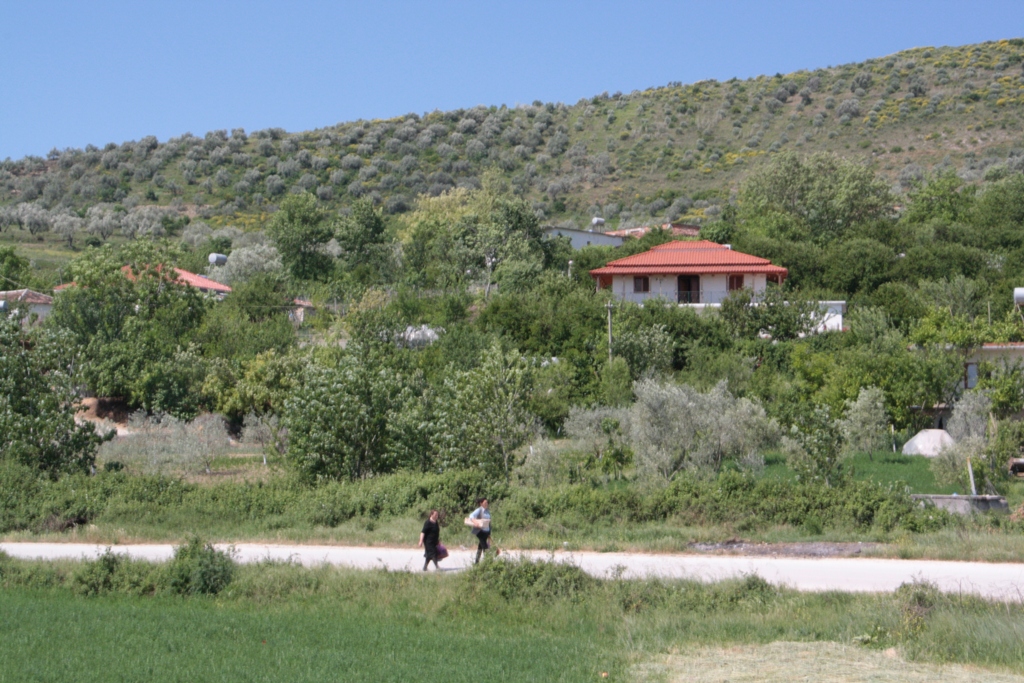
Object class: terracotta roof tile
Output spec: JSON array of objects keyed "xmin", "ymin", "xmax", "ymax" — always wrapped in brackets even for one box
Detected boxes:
[
  {"xmin": 590, "ymin": 242, "xmax": 787, "ymax": 278},
  {"xmin": 56, "ymin": 266, "xmax": 232, "ymax": 295}
]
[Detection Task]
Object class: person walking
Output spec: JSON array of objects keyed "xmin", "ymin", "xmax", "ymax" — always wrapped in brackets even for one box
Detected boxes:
[
  {"xmin": 468, "ymin": 497, "xmax": 498, "ymax": 564},
  {"xmin": 418, "ymin": 509, "xmax": 441, "ymax": 571}
]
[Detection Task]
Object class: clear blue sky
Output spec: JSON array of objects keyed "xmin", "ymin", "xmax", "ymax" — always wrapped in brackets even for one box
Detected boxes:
[{"xmin": 2, "ymin": 0, "xmax": 1022, "ymax": 160}]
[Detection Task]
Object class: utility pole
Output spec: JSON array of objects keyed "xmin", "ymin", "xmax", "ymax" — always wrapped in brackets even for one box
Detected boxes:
[
  {"xmin": 567, "ymin": 259, "xmax": 573, "ymax": 279},
  {"xmin": 605, "ymin": 301, "xmax": 614, "ymax": 363}
]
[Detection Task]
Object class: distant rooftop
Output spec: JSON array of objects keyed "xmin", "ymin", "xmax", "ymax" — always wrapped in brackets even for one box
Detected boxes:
[
  {"xmin": 0, "ymin": 289, "xmax": 53, "ymax": 305},
  {"xmin": 54, "ymin": 266, "xmax": 232, "ymax": 295}
]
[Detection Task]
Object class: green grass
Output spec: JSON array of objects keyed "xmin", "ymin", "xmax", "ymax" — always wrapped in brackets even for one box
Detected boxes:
[
  {"xmin": 1, "ymin": 557, "xmax": 1024, "ymax": 681},
  {"xmin": 0, "ymin": 590, "xmax": 617, "ymax": 682},
  {"xmin": 762, "ymin": 451, "xmax": 952, "ymax": 493}
]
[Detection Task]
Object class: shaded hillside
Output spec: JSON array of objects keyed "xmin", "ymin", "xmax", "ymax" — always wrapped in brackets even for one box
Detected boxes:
[{"xmin": 2, "ymin": 39, "xmax": 1024, "ymax": 244}]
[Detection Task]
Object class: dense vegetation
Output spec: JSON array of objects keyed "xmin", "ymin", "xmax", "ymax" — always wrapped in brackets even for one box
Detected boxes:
[{"xmin": 4, "ymin": 39, "xmax": 1024, "ymax": 548}]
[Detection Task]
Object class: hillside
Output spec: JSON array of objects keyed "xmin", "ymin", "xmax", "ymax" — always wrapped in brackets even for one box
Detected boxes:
[{"xmin": 3, "ymin": 39, "xmax": 1024, "ymax": 279}]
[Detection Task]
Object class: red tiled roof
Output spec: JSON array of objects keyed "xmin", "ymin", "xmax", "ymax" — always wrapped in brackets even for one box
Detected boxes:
[
  {"xmin": 0, "ymin": 289, "xmax": 53, "ymax": 305},
  {"xmin": 169, "ymin": 268, "xmax": 232, "ymax": 294},
  {"xmin": 55, "ymin": 266, "xmax": 232, "ymax": 295},
  {"xmin": 590, "ymin": 241, "xmax": 788, "ymax": 277}
]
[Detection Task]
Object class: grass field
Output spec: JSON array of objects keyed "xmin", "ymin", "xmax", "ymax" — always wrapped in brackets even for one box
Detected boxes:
[{"xmin": 2, "ymin": 555, "xmax": 1024, "ymax": 682}]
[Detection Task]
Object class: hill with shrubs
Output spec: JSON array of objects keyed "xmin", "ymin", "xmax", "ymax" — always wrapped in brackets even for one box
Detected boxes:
[{"xmin": 3, "ymin": 39, "xmax": 1024, "ymax": 267}]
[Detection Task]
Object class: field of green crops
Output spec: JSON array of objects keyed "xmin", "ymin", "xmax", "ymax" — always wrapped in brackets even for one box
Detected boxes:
[{"xmin": 2, "ymin": 553, "xmax": 1024, "ymax": 682}]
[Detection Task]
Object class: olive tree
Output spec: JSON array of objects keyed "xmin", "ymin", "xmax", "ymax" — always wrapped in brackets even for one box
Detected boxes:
[
  {"xmin": 52, "ymin": 211, "xmax": 83, "ymax": 248},
  {"xmin": 121, "ymin": 206, "xmax": 170, "ymax": 239},
  {"xmin": 631, "ymin": 380, "xmax": 779, "ymax": 479},
  {"xmin": 837, "ymin": 386, "xmax": 888, "ymax": 458},
  {"xmin": 85, "ymin": 204, "xmax": 122, "ymax": 241},
  {"xmin": 18, "ymin": 203, "xmax": 52, "ymax": 235},
  {"xmin": 207, "ymin": 244, "xmax": 282, "ymax": 285},
  {"xmin": 933, "ymin": 391, "xmax": 992, "ymax": 490}
]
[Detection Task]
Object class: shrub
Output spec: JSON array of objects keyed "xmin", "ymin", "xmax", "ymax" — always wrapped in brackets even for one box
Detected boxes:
[
  {"xmin": 72, "ymin": 550, "xmax": 163, "ymax": 597},
  {"xmin": 464, "ymin": 556, "xmax": 596, "ymax": 602},
  {"xmin": 166, "ymin": 536, "xmax": 235, "ymax": 595},
  {"xmin": 265, "ymin": 175, "xmax": 285, "ymax": 196},
  {"xmin": 837, "ymin": 98, "xmax": 861, "ymax": 118}
]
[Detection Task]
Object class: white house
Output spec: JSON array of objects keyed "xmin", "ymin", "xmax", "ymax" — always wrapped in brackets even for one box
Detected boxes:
[
  {"xmin": 590, "ymin": 240, "xmax": 845, "ymax": 332},
  {"xmin": 589, "ymin": 240, "xmax": 788, "ymax": 305}
]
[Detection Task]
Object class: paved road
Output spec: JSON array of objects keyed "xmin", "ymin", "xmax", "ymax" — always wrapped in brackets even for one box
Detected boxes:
[{"xmin": 4, "ymin": 542, "xmax": 1024, "ymax": 601}]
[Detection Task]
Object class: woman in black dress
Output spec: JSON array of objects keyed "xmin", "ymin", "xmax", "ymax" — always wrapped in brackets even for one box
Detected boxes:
[{"xmin": 417, "ymin": 509, "xmax": 441, "ymax": 571}]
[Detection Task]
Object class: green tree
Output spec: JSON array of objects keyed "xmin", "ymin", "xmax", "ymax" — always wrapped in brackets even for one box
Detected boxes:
[
  {"xmin": 0, "ymin": 246, "xmax": 31, "ymax": 290},
  {"xmin": 266, "ymin": 192, "xmax": 335, "ymax": 282},
  {"xmin": 335, "ymin": 200, "xmax": 393, "ymax": 285},
  {"xmin": 0, "ymin": 319, "xmax": 102, "ymax": 476},
  {"xmin": 46, "ymin": 242, "xmax": 210, "ymax": 417},
  {"xmin": 740, "ymin": 152, "xmax": 894, "ymax": 243},
  {"xmin": 720, "ymin": 286, "xmax": 823, "ymax": 341},
  {"xmin": 600, "ymin": 357, "xmax": 633, "ymax": 407},
  {"xmin": 435, "ymin": 343, "xmax": 536, "ymax": 481},
  {"xmin": 902, "ymin": 170, "xmax": 976, "ymax": 225},
  {"xmin": 195, "ymin": 273, "xmax": 296, "ymax": 361},
  {"xmin": 284, "ymin": 345, "xmax": 413, "ymax": 481}
]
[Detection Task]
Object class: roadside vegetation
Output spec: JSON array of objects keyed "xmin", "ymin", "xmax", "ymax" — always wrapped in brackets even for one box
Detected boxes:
[{"xmin": 1, "ymin": 550, "xmax": 1022, "ymax": 681}]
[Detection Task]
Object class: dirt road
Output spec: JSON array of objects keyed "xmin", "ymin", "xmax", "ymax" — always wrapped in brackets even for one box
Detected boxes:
[{"xmin": 4, "ymin": 542, "xmax": 1024, "ymax": 601}]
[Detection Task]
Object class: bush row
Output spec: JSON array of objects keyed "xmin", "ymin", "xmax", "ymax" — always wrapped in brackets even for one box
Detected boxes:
[
  {"xmin": 0, "ymin": 461, "xmax": 505, "ymax": 533},
  {"xmin": 496, "ymin": 472, "xmax": 950, "ymax": 532},
  {"xmin": 0, "ymin": 537, "xmax": 233, "ymax": 597},
  {"xmin": 0, "ymin": 461, "xmax": 948, "ymax": 535}
]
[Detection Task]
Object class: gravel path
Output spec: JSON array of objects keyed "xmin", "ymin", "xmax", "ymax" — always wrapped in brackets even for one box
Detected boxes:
[{"xmin": 4, "ymin": 542, "xmax": 1024, "ymax": 601}]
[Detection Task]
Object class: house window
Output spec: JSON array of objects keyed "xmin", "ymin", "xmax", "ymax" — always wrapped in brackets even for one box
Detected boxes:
[
  {"xmin": 965, "ymin": 363, "xmax": 979, "ymax": 389},
  {"xmin": 633, "ymin": 276, "xmax": 650, "ymax": 293},
  {"xmin": 728, "ymin": 275, "xmax": 745, "ymax": 291}
]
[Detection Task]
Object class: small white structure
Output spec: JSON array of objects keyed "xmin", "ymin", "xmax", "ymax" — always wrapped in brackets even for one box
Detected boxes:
[
  {"xmin": 543, "ymin": 227, "xmax": 624, "ymax": 250},
  {"xmin": 902, "ymin": 429, "xmax": 954, "ymax": 458},
  {"xmin": 400, "ymin": 324, "xmax": 442, "ymax": 348},
  {"xmin": 0, "ymin": 289, "xmax": 54, "ymax": 325}
]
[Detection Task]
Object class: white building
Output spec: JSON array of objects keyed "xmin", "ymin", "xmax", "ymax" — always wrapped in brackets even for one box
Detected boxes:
[
  {"xmin": 543, "ymin": 227, "xmax": 625, "ymax": 250},
  {"xmin": 589, "ymin": 240, "xmax": 844, "ymax": 332},
  {"xmin": 589, "ymin": 240, "xmax": 788, "ymax": 305}
]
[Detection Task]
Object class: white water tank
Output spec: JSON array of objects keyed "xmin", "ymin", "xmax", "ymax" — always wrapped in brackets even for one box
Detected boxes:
[
  {"xmin": 1014, "ymin": 288, "xmax": 1024, "ymax": 306},
  {"xmin": 208, "ymin": 253, "xmax": 228, "ymax": 266}
]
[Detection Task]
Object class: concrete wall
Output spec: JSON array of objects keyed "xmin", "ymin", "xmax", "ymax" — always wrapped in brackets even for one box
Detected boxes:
[{"xmin": 911, "ymin": 494, "xmax": 1009, "ymax": 515}]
